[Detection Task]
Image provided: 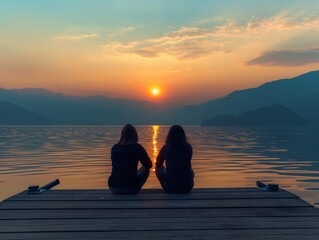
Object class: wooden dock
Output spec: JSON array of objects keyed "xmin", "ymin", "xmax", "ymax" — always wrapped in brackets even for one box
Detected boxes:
[{"xmin": 1, "ymin": 188, "xmax": 319, "ymax": 239}]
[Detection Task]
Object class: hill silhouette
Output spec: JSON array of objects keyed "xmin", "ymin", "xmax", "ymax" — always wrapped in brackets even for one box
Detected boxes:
[
  {"xmin": 0, "ymin": 88, "xmax": 167, "ymax": 124},
  {"xmin": 201, "ymin": 105, "xmax": 308, "ymax": 126},
  {"xmin": 175, "ymin": 70, "xmax": 319, "ymax": 124},
  {"xmin": 0, "ymin": 70, "xmax": 318, "ymax": 125},
  {"xmin": 0, "ymin": 100, "xmax": 53, "ymax": 124}
]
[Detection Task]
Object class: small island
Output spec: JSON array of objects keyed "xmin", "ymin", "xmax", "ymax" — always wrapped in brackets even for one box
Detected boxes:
[{"xmin": 201, "ymin": 104, "xmax": 308, "ymax": 126}]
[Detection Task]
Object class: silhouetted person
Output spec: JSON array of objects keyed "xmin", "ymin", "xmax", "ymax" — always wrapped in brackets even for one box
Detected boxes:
[
  {"xmin": 108, "ymin": 124, "xmax": 152, "ymax": 194},
  {"xmin": 156, "ymin": 125, "xmax": 194, "ymax": 193}
]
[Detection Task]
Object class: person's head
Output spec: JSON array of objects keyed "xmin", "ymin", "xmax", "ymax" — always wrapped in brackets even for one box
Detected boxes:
[
  {"xmin": 166, "ymin": 125, "xmax": 188, "ymax": 148},
  {"xmin": 118, "ymin": 124, "xmax": 138, "ymax": 145}
]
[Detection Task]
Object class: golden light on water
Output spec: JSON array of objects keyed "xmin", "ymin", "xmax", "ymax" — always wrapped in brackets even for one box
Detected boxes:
[{"xmin": 152, "ymin": 125, "xmax": 159, "ymax": 171}]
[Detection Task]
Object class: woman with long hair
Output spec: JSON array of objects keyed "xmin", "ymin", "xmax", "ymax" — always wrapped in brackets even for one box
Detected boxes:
[
  {"xmin": 108, "ymin": 124, "xmax": 152, "ymax": 194},
  {"xmin": 155, "ymin": 125, "xmax": 194, "ymax": 193}
]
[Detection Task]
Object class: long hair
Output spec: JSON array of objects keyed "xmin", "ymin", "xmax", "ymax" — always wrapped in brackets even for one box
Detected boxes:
[
  {"xmin": 166, "ymin": 125, "xmax": 188, "ymax": 149},
  {"xmin": 118, "ymin": 124, "xmax": 138, "ymax": 145}
]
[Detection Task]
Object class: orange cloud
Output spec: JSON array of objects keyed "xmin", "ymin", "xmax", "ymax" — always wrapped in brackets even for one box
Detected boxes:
[
  {"xmin": 102, "ymin": 13, "xmax": 319, "ymax": 61},
  {"xmin": 107, "ymin": 27, "xmax": 136, "ymax": 38},
  {"xmin": 55, "ymin": 34, "xmax": 98, "ymax": 41},
  {"xmin": 247, "ymin": 48, "xmax": 319, "ymax": 66}
]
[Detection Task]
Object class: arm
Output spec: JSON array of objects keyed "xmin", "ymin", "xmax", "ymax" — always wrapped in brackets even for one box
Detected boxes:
[
  {"xmin": 156, "ymin": 145, "xmax": 166, "ymax": 167},
  {"xmin": 138, "ymin": 145, "xmax": 152, "ymax": 169},
  {"xmin": 189, "ymin": 144, "xmax": 193, "ymax": 168}
]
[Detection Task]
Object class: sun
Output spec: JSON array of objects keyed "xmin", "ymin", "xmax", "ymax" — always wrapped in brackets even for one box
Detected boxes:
[{"xmin": 152, "ymin": 88, "xmax": 159, "ymax": 96}]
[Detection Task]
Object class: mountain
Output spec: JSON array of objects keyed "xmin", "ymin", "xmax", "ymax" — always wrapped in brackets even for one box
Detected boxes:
[
  {"xmin": 10, "ymin": 88, "xmax": 60, "ymax": 96},
  {"xmin": 0, "ymin": 100, "xmax": 53, "ymax": 124},
  {"xmin": 0, "ymin": 70, "xmax": 318, "ymax": 125},
  {"xmin": 0, "ymin": 88, "xmax": 167, "ymax": 124},
  {"xmin": 175, "ymin": 70, "xmax": 319, "ymax": 124},
  {"xmin": 201, "ymin": 105, "xmax": 307, "ymax": 126}
]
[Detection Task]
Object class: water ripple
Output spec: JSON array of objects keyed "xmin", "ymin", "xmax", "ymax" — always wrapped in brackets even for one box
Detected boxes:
[{"xmin": 1, "ymin": 125, "xmax": 319, "ymax": 206}]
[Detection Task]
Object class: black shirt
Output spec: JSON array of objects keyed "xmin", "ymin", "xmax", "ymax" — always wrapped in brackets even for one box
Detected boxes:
[
  {"xmin": 108, "ymin": 143, "xmax": 152, "ymax": 188},
  {"xmin": 156, "ymin": 143, "xmax": 193, "ymax": 187}
]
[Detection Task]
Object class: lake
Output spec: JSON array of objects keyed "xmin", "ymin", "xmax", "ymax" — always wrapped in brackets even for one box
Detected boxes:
[{"xmin": 1, "ymin": 125, "xmax": 319, "ymax": 206}]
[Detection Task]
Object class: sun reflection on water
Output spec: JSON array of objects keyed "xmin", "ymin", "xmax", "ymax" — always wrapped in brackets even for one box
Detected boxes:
[{"xmin": 152, "ymin": 125, "xmax": 159, "ymax": 171}]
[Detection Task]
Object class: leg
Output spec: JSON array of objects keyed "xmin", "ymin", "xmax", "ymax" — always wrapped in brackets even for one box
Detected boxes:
[
  {"xmin": 155, "ymin": 166, "xmax": 167, "ymax": 190},
  {"xmin": 136, "ymin": 166, "xmax": 150, "ymax": 190},
  {"xmin": 108, "ymin": 167, "xmax": 150, "ymax": 194},
  {"xmin": 109, "ymin": 186, "xmax": 140, "ymax": 195},
  {"xmin": 155, "ymin": 167, "xmax": 194, "ymax": 194}
]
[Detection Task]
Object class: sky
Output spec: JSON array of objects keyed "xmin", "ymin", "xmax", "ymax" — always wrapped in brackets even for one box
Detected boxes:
[{"xmin": 0, "ymin": 0, "xmax": 319, "ymax": 106}]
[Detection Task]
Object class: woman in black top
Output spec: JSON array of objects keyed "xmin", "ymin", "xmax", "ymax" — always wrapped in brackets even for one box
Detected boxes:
[
  {"xmin": 156, "ymin": 125, "xmax": 194, "ymax": 193},
  {"xmin": 108, "ymin": 124, "xmax": 152, "ymax": 194}
]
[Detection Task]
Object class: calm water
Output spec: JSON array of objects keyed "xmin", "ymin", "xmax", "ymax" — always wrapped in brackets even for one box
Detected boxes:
[{"xmin": 1, "ymin": 125, "xmax": 319, "ymax": 206}]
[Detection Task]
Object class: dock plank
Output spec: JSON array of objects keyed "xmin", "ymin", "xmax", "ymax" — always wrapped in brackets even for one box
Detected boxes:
[
  {"xmin": 2, "ymin": 207, "xmax": 319, "ymax": 220},
  {"xmin": 2, "ymin": 229, "xmax": 319, "ymax": 240},
  {"xmin": 0, "ymin": 198, "xmax": 311, "ymax": 209},
  {"xmin": 15, "ymin": 188, "xmax": 263, "ymax": 194},
  {"xmin": 2, "ymin": 217, "xmax": 319, "ymax": 233},
  {"xmin": 7, "ymin": 190, "xmax": 297, "ymax": 201},
  {"xmin": 0, "ymin": 188, "xmax": 318, "ymax": 239}
]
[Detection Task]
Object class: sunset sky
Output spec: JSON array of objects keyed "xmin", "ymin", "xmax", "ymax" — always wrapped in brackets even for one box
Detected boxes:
[{"xmin": 1, "ymin": 0, "xmax": 319, "ymax": 105}]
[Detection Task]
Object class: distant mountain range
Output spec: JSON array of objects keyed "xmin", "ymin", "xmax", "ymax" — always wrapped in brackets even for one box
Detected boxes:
[
  {"xmin": 201, "ymin": 105, "xmax": 308, "ymax": 126},
  {"xmin": 0, "ymin": 100, "xmax": 53, "ymax": 125},
  {"xmin": 0, "ymin": 88, "xmax": 167, "ymax": 124},
  {"xmin": 174, "ymin": 70, "xmax": 319, "ymax": 124},
  {"xmin": 0, "ymin": 70, "xmax": 319, "ymax": 125}
]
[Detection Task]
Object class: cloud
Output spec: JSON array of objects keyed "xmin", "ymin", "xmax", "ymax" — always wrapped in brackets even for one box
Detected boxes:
[
  {"xmin": 55, "ymin": 34, "xmax": 98, "ymax": 41},
  {"xmin": 108, "ymin": 27, "xmax": 135, "ymax": 38},
  {"xmin": 195, "ymin": 16, "xmax": 227, "ymax": 25},
  {"xmin": 103, "ymin": 27, "xmax": 227, "ymax": 60},
  {"xmin": 102, "ymin": 13, "xmax": 319, "ymax": 60},
  {"xmin": 247, "ymin": 48, "xmax": 319, "ymax": 66},
  {"xmin": 211, "ymin": 13, "xmax": 319, "ymax": 36}
]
